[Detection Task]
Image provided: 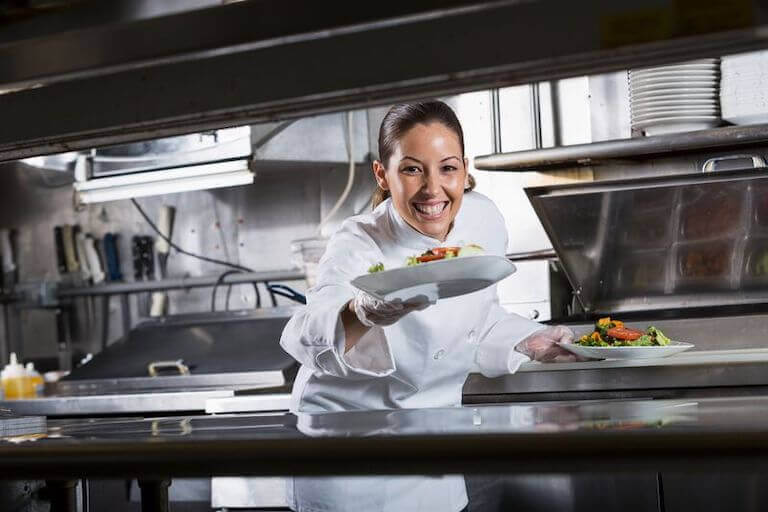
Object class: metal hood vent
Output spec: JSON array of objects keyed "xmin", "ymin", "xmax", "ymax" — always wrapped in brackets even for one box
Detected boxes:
[{"xmin": 526, "ymin": 169, "xmax": 768, "ymax": 314}]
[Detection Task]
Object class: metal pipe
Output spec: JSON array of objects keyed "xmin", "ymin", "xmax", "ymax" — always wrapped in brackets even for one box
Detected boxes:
[
  {"xmin": 530, "ymin": 82, "xmax": 543, "ymax": 149},
  {"xmin": 490, "ymin": 88, "xmax": 502, "ymax": 153},
  {"xmin": 57, "ymin": 269, "xmax": 305, "ymax": 298},
  {"xmin": 474, "ymin": 123, "xmax": 768, "ymax": 171}
]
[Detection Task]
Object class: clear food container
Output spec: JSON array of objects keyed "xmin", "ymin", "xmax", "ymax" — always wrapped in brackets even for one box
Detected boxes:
[
  {"xmin": 630, "ymin": 188, "xmax": 677, "ymax": 212},
  {"xmin": 622, "ymin": 209, "xmax": 673, "ymax": 248},
  {"xmin": 675, "ymin": 240, "xmax": 737, "ymax": 291},
  {"xmin": 741, "ymin": 237, "xmax": 768, "ymax": 289},
  {"xmin": 679, "ymin": 185, "xmax": 745, "ymax": 242},
  {"xmin": 613, "ymin": 249, "xmax": 668, "ymax": 295},
  {"xmin": 752, "ymin": 181, "xmax": 768, "ymax": 233}
]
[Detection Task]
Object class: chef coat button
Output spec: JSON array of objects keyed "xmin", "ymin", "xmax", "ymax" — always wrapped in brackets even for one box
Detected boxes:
[{"xmin": 433, "ymin": 349, "xmax": 446, "ymax": 360}]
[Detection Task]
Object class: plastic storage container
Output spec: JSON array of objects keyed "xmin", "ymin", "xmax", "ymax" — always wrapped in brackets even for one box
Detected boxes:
[
  {"xmin": 752, "ymin": 182, "xmax": 768, "ymax": 233},
  {"xmin": 675, "ymin": 240, "xmax": 738, "ymax": 291},
  {"xmin": 679, "ymin": 185, "xmax": 745, "ymax": 241},
  {"xmin": 290, "ymin": 237, "xmax": 328, "ymax": 288},
  {"xmin": 613, "ymin": 249, "xmax": 669, "ymax": 295},
  {"xmin": 741, "ymin": 237, "xmax": 768, "ymax": 289}
]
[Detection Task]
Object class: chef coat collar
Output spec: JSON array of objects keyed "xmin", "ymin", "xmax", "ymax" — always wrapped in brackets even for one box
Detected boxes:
[{"xmin": 385, "ymin": 197, "xmax": 466, "ymax": 249}]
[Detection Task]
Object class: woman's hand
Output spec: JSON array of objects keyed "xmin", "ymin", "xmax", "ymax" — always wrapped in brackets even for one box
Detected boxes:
[
  {"xmin": 351, "ymin": 290, "xmax": 432, "ymax": 327},
  {"xmin": 515, "ymin": 325, "xmax": 586, "ymax": 363}
]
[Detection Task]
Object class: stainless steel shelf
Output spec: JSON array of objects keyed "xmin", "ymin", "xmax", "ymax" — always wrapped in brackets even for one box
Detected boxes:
[
  {"xmin": 474, "ymin": 123, "xmax": 768, "ymax": 172},
  {"xmin": 57, "ymin": 269, "xmax": 305, "ymax": 298}
]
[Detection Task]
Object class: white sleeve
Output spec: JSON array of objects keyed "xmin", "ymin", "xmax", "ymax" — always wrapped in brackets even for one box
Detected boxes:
[
  {"xmin": 473, "ymin": 297, "xmax": 544, "ymax": 379},
  {"xmin": 279, "ymin": 226, "xmax": 395, "ymax": 379},
  {"xmin": 469, "ymin": 192, "xmax": 544, "ymax": 377}
]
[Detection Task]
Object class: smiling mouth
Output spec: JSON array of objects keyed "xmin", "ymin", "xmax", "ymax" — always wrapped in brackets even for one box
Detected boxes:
[{"xmin": 413, "ymin": 201, "xmax": 448, "ymax": 219}]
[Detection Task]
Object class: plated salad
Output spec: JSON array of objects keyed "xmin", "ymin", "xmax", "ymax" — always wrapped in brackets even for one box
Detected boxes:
[
  {"xmin": 368, "ymin": 244, "xmax": 485, "ymax": 273},
  {"xmin": 576, "ymin": 317, "xmax": 671, "ymax": 347}
]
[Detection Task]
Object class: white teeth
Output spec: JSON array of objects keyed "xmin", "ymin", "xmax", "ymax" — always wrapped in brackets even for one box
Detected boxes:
[{"xmin": 414, "ymin": 202, "xmax": 446, "ymax": 216}]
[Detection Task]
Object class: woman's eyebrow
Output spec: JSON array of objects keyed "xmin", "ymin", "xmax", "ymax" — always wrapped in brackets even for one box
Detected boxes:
[
  {"xmin": 441, "ymin": 156, "xmax": 461, "ymax": 163},
  {"xmin": 401, "ymin": 156, "xmax": 424, "ymax": 164}
]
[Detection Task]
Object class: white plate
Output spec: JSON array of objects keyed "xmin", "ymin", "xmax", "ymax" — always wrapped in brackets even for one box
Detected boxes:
[
  {"xmin": 642, "ymin": 120, "xmax": 722, "ymax": 135},
  {"xmin": 630, "ymin": 76, "xmax": 719, "ymax": 86},
  {"xmin": 632, "ymin": 115, "xmax": 720, "ymax": 128},
  {"xmin": 630, "ymin": 88, "xmax": 718, "ymax": 99},
  {"xmin": 631, "ymin": 99, "xmax": 719, "ymax": 108},
  {"xmin": 637, "ymin": 60, "xmax": 719, "ymax": 72},
  {"xmin": 350, "ymin": 255, "xmax": 516, "ymax": 302},
  {"xmin": 631, "ymin": 82, "xmax": 718, "ymax": 93},
  {"xmin": 632, "ymin": 103, "xmax": 719, "ymax": 112},
  {"xmin": 631, "ymin": 110, "xmax": 720, "ymax": 121},
  {"xmin": 631, "ymin": 70, "xmax": 719, "ymax": 79},
  {"xmin": 559, "ymin": 341, "xmax": 695, "ymax": 360},
  {"xmin": 630, "ymin": 91, "xmax": 718, "ymax": 101}
]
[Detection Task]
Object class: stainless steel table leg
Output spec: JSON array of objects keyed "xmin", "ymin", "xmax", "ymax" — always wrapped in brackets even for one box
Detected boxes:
[
  {"xmin": 45, "ymin": 479, "xmax": 78, "ymax": 512},
  {"xmin": 138, "ymin": 478, "xmax": 171, "ymax": 512}
]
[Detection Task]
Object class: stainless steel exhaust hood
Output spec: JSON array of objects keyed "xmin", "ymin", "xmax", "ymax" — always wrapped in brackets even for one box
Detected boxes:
[{"xmin": 526, "ymin": 168, "xmax": 768, "ymax": 314}]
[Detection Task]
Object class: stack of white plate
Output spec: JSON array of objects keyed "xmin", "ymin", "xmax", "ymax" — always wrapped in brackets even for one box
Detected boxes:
[
  {"xmin": 629, "ymin": 58, "xmax": 721, "ymax": 136},
  {"xmin": 721, "ymin": 51, "xmax": 768, "ymax": 125}
]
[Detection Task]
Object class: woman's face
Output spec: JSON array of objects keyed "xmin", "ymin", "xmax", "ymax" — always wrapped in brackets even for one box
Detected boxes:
[{"xmin": 373, "ymin": 122, "xmax": 468, "ymax": 241}]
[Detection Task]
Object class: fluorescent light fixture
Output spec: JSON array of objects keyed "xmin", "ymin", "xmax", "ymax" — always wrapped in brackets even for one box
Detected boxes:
[{"xmin": 74, "ymin": 159, "xmax": 253, "ymax": 204}]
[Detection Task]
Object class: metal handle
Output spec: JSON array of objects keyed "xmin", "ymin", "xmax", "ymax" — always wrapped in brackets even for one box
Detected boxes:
[
  {"xmin": 702, "ymin": 154, "xmax": 766, "ymax": 173},
  {"xmin": 148, "ymin": 359, "xmax": 190, "ymax": 377}
]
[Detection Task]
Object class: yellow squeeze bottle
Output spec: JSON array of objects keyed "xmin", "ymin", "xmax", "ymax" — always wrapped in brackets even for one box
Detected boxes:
[
  {"xmin": 1, "ymin": 352, "xmax": 31, "ymax": 400},
  {"xmin": 25, "ymin": 362, "xmax": 43, "ymax": 398}
]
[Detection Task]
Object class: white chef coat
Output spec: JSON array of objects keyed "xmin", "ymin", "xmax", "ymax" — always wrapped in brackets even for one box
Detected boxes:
[{"xmin": 280, "ymin": 191, "xmax": 544, "ymax": 512}]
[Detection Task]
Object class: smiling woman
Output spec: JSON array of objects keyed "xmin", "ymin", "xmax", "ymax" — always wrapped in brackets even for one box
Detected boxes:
[
  {"xmin": 371, "ymin": 102, "xmax": 476, "ymax": 241},
  {"xmin": 279, "ymin": 100, "xmax": 581, "ymax": 512}
]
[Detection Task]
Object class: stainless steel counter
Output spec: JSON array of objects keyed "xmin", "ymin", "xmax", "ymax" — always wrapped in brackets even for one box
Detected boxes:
[
  {"xmin": 0, "ymin": 390, "xmax": 235, "ymax": 417},
  {"xmin": 464, "ymin": 349, "xmax": 768, "ymax": 403},
  {"xmin": 5, "ymin": 396, "xmax": 768, "ymax": 479}
]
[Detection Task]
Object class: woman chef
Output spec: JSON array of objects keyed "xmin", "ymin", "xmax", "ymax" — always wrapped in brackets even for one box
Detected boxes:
[{"xmin": 280, "ymin": 101, "xmax": 580, "ymax": 512}]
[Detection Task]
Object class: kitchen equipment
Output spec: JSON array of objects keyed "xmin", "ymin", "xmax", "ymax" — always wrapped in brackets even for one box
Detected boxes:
[
  {"xmin": 60, "ymin": 224, "xmax": 80, "ymax": 274},
  {"xmin": 103, "ymin": 233, "xmax": 122, "ymax": 282},
  {"xmin": 629, "ymin": 58, "xmax": 721, "ymax": 136},
  {"xmin": 83, "ymin": 235, "xmax": 105, "ymax": 284},
  {"xmin": 351, "ymin": 255, "xmax": 516, "ymax": 303},
  {"xmin": 525, "ymin": 168, "xmax": 767, "ymax": 314},
  {"xmin": 132, "ymin": 235, "xmax": 154, "ymax": 317},
  {"xmin": 53, "ymin": 308, "xmax": 297, "ymax": 395},
  {"xmin": 0, "ymin": 228, "xmax": 16, "ymax": 294},
  {"xmin": 290, "ymin": 236, "xmax": 328, "ymax": 288},
  {"xmin": 53, "ymin": 226, "xmax": 67, "ymax": 275},
  {"xmin": 151, "ymin": 206, "xmax": 175, "ymax": 317}
]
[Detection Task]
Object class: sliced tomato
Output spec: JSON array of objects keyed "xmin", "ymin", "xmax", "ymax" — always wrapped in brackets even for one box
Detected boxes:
[
  {"xmin": 416, "ymin": 253, "xmax": 445, "ymax": 263},
  {"xmin": 606, "ymin": 327, "xmax": 644, "ymax": 341},
  {"xmin": 431, "ymin": 247, "xmax": 460, "ymax": 257}
]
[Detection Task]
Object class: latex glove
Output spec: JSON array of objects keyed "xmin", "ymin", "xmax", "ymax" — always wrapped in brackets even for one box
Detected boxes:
[
  {"xmin": 352, "ymin": 290, "xmax": 432, "ymax": 327},
  {"xmin": 515, "ymin": 325, "xmax": 586, "ymax": 363}
]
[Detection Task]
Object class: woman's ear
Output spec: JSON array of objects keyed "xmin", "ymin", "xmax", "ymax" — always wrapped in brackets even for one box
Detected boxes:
[
  {"xmin": 463, "ymin": 158, "xmax": 470, "ymax": 189},
  {"xmin": 372, "ymin": 160, "xmax": 389, "ymax": 191}
]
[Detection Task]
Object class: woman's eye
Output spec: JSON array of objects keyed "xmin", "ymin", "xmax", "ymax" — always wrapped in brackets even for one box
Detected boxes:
[
  {"xmin": 442, "ymin": 165, "xmax": 457, "ymax": 172},
  {"xmin": 401, "ymin": 166, "xmax": 421, "ymax": 175}
]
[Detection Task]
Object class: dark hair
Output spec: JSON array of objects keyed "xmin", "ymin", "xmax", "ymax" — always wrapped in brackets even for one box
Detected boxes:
[{"xmin": 372, "ymin": 101, "xmax": 475, "ymax": 209}]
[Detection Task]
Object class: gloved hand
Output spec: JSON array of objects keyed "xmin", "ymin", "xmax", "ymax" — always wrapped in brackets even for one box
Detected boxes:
[
  {"xmin": 351, "ymin": 290, "xmax": 433, "ymax": 328},
  {"xmin": 515, "ymin": 325, "xmax": 586, "ymax": 363}
]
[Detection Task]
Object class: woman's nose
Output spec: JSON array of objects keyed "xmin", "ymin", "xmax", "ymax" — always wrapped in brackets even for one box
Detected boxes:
[{"xmin": 422, "ymin": 170, "xmax": 441, "ymax": 195}]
